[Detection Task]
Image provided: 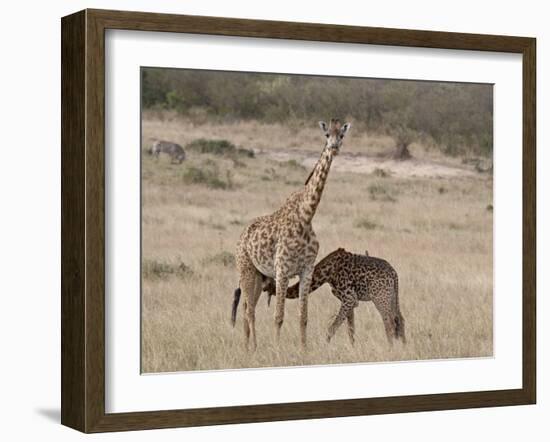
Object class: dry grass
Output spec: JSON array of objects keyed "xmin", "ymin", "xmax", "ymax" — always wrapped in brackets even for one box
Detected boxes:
[{"xmin": 141, "ymin": 118, "xmax": 493, "ymax": 373}]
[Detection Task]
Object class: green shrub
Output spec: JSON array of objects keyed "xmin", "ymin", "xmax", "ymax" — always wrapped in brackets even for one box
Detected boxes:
[
  {"xmin": 237, "ymin": 147, "xmax": 255, "ymax": 158},
  {"xmin": 284, "ymin": 159, "xmax": 305, "ymax": 170},
  {"xmin": 368, "ymin": 183, "xmax": 397, "ymax": 202},
  {"xmin": 165, "ymin": 90, "xmax": 187, "ymax": 113},
  {"xmin": 142, "ymin": 259, "xmax": 194, "ymax": 280},
  {"xmin": 186, "ymin": 138, "xmax": 254, "ymax": 158},
  {"xmin": 202, "ymin": 251, "xmax": 236, "ymax": 267},
  {"xmin": 448, "ymin": 222, "xmax": 466, "ymax": 231},
  {"xmin": 142, "ymin": 67, "xmax": 493, "ymax": 157},
  {"xmin": 187, "ymin": 139, "xmax": 236, "ymax": 155},
  {"xmin": 182, "ymin": 165, "xmax": 232, "ymax": 190},
  {"xmin": 354, "ymin": 218, "xmax": 378, "ymax": 230},
  {"xmin": 372, "ymin": 168, "xmax": 389, "ymax": 178}
]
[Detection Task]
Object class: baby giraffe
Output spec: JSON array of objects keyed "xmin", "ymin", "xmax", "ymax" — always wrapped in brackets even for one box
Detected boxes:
[
  {"xmin": 235, "ymin": 119, "xmax": 351, "ymax": 350},
  {"xmin": 241, "ymin": 248, "xmax": 406, "ymax": 345}
]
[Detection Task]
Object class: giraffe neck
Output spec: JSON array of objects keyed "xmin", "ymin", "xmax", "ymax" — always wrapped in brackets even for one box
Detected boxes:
[
  {"xmin": 300, "ymin": 146, "xmax": 334, "ymax": 223},
  {"xmin": 309, "ymin": 252, "xmax": 338, "ymax": 290}
]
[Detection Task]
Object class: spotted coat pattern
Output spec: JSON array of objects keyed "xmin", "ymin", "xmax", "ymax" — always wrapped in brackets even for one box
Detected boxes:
[
  {"xmin": 235, "ymin": 119, "xmax": 351, "ymax": 350},
  {"xmin": 263, "ymin": 248, "xmax": 406, "ymax": 345}
]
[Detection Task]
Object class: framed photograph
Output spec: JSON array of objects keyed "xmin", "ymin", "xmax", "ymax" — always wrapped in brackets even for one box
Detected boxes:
[{"xmin": 61, "ymin": 9, "xmax": 536, "ymax": 433}]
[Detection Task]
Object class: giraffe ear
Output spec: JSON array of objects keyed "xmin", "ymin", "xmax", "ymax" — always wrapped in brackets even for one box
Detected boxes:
[
  {"xmin": 318, "ymin": 121, "xmax": 328, "ymax": 132},
  {"xmin": 341, "ymin": 122, "xmax": 351, "ymax": 135}
]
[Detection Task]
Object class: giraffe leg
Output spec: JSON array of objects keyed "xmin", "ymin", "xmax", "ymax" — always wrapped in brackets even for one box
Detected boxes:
[
  {"xmin": 382, "ymin": 315, "xmax": 396, "ymax": 345},
  {"xmin": 298, "ymin": 266, "xmax": 314, "ymax": 349},
  {"xmin": 274, "ymin": 272, "xmax": 289, "ymax": 342},
  {"xmin": 239, "ymin": 261, "xmax": 262, "ymax": 351},
  {"xmin": 396, "ymin": 311, "xmax": 406, "ymax": 344},
  {"xmin": 346, "ymin": 308, "xmax": 356, "ymax": 346},
  {"xmin": 327, "ymin": 291, "xmax": 356, "ymax": 343},
  {"xmin": 327, "ymin": 302, "xmax": 353, "ymax": 343},
  {"xmin": 248, "ymin": 272, "xmax": 262, "ymax": 350},
  {"xmin": 242, "ymin": 299, "xmax": 252, "ymax": 350},
  {"xmin": 372, "ymin": 295, "xmax": 397, "ymax": 345},
  {"xmin": 245, "ymin": 274, "xmax": 263, "ymax": 352}
]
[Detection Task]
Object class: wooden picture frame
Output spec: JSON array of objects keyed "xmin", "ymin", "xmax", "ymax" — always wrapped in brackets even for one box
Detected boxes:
[{"xmin": 61, "ymin": 8, "xmax": 536, "ymax": 433}]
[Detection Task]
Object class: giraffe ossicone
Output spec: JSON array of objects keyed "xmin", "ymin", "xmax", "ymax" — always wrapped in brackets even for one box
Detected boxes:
[{"xmin": 233, "ymin": 118, "xmax": 351, "ymax": 351}]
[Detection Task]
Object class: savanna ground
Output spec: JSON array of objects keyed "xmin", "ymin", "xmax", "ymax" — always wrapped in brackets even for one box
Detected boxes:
[{"xmin": 141, "ymin": 115, "xmax": 493, "ymax": 373}]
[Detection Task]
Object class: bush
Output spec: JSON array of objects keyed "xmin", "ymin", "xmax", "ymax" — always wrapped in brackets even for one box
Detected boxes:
[
  {"xmin": 142, "ymin": 259, "xmax": 194, "ymax": 280},
  {"xmin": 143, "ymin": 67, "xmax": 494, "ymax": 157},
  {"xmin": 187, "ymin": 138, "xmax": 236, "ymax": 155},
  {"xmin": 186, "ymin": 138, "xmax": 254, "ymax": 158},
  {"xmin": 202, "ymin": 251, "xmax": 236, "ymax": 267},
  {"xmin": 165, "ymin": 90, "xmax": 187, "ymax": 113},
  {"xmin": 182, "ymin": 165, "xmax": 232, "ymax": 190},
  {"xmin": 237, "ymin": 148, "xmax": 255, "ymax": 158},
  {"xmin": 354, "ymin": 218, "xmax": 378, "ymax": 230},
  {"xmin": 372, "ymin": 168, "xmax": 389, "ymax": 178},
  {"xmin": 368, "ymin": 183, "xmax": 397, "ymax": 202},
  {"xmin": 284, "ymin": 159, "xmax": 306, "ymax": 170}
]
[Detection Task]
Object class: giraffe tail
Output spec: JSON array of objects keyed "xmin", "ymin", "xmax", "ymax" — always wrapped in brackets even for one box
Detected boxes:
[
  {"xmin": 393, "ymin": 274, "xmax": 406, "ymax": 344},
  {"xmin": 231, "ymin": 287, "xmax": 241, "ymax": 327}
]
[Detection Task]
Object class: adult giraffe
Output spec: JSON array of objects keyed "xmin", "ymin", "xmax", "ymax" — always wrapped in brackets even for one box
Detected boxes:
[{"xmin": 234, "ymin": 119, "xmax": 351, "ymax": 350}]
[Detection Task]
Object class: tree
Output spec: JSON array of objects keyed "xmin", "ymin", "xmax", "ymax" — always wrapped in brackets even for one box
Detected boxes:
[{"xmin": 390, "ymin": 124, "xmax": 414, "ymax": 160}]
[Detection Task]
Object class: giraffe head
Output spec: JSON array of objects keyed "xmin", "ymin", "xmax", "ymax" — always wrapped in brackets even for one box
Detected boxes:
[{"xmin": 319, "ymin": 118, "xmax": 351, "ymax": 155}]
